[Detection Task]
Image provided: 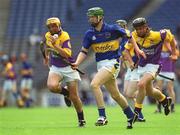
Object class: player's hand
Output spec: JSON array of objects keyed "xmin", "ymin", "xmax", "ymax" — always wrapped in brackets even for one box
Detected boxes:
[
  {"xmin": 169, "ymin": 54, "xmax": 178, "ymax": 61},
  {"xmin": 43, "ymin": 57, "xmax": 49, "ymax": 66},
  {"xmin": 129, "ymin": 62, "xmax": 135, "ymax": 71},
  {"xmin": 49, "ymin": 35, "xmax": 57, "ymax": 45},
  {"xmin": 71, "ymin": 63, "xmax": 78, "ymax": 70},
  {"xmin": 138, "ymin": 50, "xmax": 146, "ymax": 59}
]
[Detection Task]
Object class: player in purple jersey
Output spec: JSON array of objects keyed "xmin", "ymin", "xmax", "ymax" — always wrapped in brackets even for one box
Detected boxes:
[
  {"xmin": 132, "ymin": 18, "xmax": 177, "ymax": 118},
  {"xmin": 155, "ymin": 33, "xmax": 178, "ymax": 113},
  {"xmin": 43, "ymin": 17, "xmax": 86, "ymax": 127}
]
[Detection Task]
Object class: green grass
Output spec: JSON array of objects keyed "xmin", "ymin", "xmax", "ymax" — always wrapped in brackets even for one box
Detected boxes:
[{"xmin": 0, "ymin": 105, "xmax": 180, "ymax": 135}]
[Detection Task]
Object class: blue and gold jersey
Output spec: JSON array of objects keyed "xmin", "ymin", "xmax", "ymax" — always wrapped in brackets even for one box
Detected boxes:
[
  {"xmin": 82, "ymin": 23, "xmax": 131, "ymax": 62},
  {"xmin": 132, "ymin": 30, "xmax": 171, "ymax": 67}
]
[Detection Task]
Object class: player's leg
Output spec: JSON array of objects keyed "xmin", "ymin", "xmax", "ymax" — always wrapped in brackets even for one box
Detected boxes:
[
  {"xmin": 20, "ymin": 79, "xmax": 33, "ymax": 107},
  {"xmin": 154, "ymin": 79, "xmax": 163, "ymax": 113},
  {"xmin": 47, "ymin": 72, "xmax": 71, "ymax": 106},
  {"xmin": 11, "ymin": 80, "xmax": 24, "ymax": 107},
  {"xmin": 67, "ymin": 80, "xmax": 86, "ymax": 127},
  {"xmin": 90, "ymin": 68, "xmax": 112, "ymax": 126},
  {"xmin": 104, "ymin": 78, "xmax": 137, "ymax": 129},
  {"xmin": 167, "ymin": 81, "xmax": 175, "ymax": 112},
  {"xmin": 146, "ymin": 80, "xmax": 172, "ymax": 116}
]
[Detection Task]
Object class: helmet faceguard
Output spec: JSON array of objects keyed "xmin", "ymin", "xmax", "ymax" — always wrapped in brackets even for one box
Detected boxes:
[{"xmin": 116, "ymin": 19, "xmax": 127, "ymax": 29}]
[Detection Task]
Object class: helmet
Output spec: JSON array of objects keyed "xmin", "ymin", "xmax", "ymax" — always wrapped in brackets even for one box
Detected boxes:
[
  {"xmin": 87, "ymin": 7, "xmax": 104, "ymax": 17},
  {"xmin": 116, "ymin": 19, "xmax": 127, "ymax": 28},
  {"xmin": 46, "ymin": 17, "xmax": 61, "ymax": 27},
  {"xmin": 1, "ymin": 55, "xmax": 9, "ymax": 62},
  {"xmin": 132, "ymin": 17, "xmax": 147, "ymax": 28}
]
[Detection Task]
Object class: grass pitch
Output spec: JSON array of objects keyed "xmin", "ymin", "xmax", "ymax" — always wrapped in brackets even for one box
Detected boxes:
[{"xmin": 0, "ymin": 105, "xmax": 180, "ymax": 135}]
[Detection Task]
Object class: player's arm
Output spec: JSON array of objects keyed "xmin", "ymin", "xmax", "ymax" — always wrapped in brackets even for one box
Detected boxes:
[
  {"xmin": 115, "ymin": 25, "xmax": 146, "ymax": 59},
  {"xmin": 72, "ymin": 47, "xmax": 88, "ymax": 70},
  {"xmin": 129, "ymin": 36, "xmax": 146, "ymax": 59},
  {"xmin": 53, "ymin": 40, "xmax": 72, "ymax": 58},
  {"xmin": 169, "ymin": 37, "xmax": 178, "ymax": 60}
]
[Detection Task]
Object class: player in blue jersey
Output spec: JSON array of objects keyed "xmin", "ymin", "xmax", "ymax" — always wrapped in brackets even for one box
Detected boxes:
[
  {"xmin": 20, "ymin": 53, "xmax": 33, "ymax": 107},
  {"xmin": 72, "ymin": 7, "xmax": 146, "ymax": 129}
]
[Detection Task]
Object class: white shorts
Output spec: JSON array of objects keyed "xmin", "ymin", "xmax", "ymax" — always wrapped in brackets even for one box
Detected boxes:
[
  {"xmin": 137, "ymin": 64, "xmax": 160, "ymax": 79},
  {"xmin": 49, "ymin": 65, "xmax": 81, "ymax": 83},
  {"xmin": 97, "ymin": 59, "xmax": 120, "ymax": 78},
  {"xmin": 3, "ymin": 79, "xmax": 17, "ymax": 91},
  {"xmin": 156, "ymin": 72, "xmax": 175, "ymax": 81},
  {"xmin": 20, "ymin": 78, "xmax": 33, "ymax": 90}
]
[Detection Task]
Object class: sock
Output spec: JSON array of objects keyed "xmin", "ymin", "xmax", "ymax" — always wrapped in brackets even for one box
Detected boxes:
[
  {"xmin": 98, "ymin": 108, "xmax": 106, "ymax": 118},
  {"xmin": 77, "ymin": 111, "xmax": 84, "ymax": 121},
  {"xmin": 157, "ymin": 102, "xmax": 161, "ymax": 112},
  {"xmin": 123, "ymin": 106, "xmax": 134, "ymax": 119},
  {"xmin": 160, "ymin": 97, "xmax": 168, "ymax": 107},
  {"xmin": 134, "ymin": 102, "xmax": 143, "ymax": 115},
  {"xmin": 60, "ymin": 87, "xmax": 69, "ymax": 96},
  {"xmin": 138, "ymin": 111, "xmax": 144, "ymax": 119},
  {"xmin": 171, "ymin": 103, "xmax": 174, "ymax": 111}
]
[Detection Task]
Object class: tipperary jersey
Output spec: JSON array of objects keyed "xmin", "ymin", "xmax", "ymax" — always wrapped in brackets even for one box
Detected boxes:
[
  {"xmin": 21, "ymin": 62, "xmax": 33, "ymax": 78},
  {"xmin": 4, "ymin": 62, "xmax": 16, "ymax": 80},
  {"xmin": 82, "ymin": 22, "xmax": 131, "ymax": 62},
  {"xmin": 159, "ymin": 29, "xmax": 175, "ymax": 72},
  {"xmin": 45, "ymin": 30, "xmax": 74, "ymax": 67},
  {"xmin": 132, "ymin": 30, "xmax": 172, "ymax": 67}
]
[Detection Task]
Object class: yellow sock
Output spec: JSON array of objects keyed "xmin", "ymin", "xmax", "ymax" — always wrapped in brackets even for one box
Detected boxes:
[
  {"xmin": 159, "ymin": 94, "xmax": 166, "ymax": 102},
  {"xmin": 135, "ymin": 102, "xmax": 143, "ymax": 109}
]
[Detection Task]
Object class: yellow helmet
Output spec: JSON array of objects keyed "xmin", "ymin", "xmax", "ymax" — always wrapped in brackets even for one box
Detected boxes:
[{"xmin": 46, "ymin": 17, "xmax": 61, "ymax": 27}]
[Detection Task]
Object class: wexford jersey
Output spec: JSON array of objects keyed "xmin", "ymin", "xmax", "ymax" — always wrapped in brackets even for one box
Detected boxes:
[
  {"xmin": 124, "ymin": 42, "xmax": 138, "ymax": 64},
  {"xmin": 82, "ymin": 23, "xmax": 131, "ymax": 62},
  {"xmin": 132, "ymin": 30, "xmax": 172, "ymax": 67},
  {"xmin": 4, "ymin": 62, "xmax": 16, "ymax": 80},
  {"xmin": 45, "ymin": 30, "xmax": 74, "ymax": 67},
  {"xmin": 159, "ymin": 29, "xmax": 175, "ymax": 72}
]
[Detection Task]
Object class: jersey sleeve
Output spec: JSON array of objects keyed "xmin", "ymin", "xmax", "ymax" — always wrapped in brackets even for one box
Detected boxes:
[
  {"xmin": 82, "ymin": 31, "xmax": 92, "ymax": 49},
  {"xmin": 113, "ymin": 24, "xmax": 131, "ymax": 38}
]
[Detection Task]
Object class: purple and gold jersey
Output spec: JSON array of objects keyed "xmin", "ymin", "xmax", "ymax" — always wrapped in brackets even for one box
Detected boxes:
[
  {"xmin": 45, "ymin": 30, "xmax": 74, "ymax": 67},
  {"xmin": 132, "ymin": 30, "xmax": 172, "ymax": 67},
  {"xmin": 124, "ymin": 42, "xmax": 138, "ymax": 63},
  {"xmin": 4, "ymin": 62, "xmax": 16, "ymax": 80},
  {"xmin": 159, "ymin": 30, "xmax": 175, "ymax": 72},
  {"xmin": 82, "ymin": 22, "xmax": 131, "ymax": 62}
]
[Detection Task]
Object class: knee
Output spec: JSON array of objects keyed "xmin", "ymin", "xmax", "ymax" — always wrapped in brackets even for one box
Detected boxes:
[
  {"xmin": 47, "ymin": 82, "xmax": 59, "ymax": 93},
  {"xmin": 137, "ymin": 81, "xmax": 146, "ymax": 91},
  {"xmin": 69, "ymin": 93, "xmax": 79, "ymax": 102},
  {"xmin": 90, "ymin": 81, "xmax": 100, "ymax": 90},
  {"xmin": 111, "ymin": 94, "xmax": 121, "ymax": 101}
]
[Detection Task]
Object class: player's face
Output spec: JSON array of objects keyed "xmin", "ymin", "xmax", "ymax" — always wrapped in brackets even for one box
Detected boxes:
[
  {"xmin": 88, "ymin": 16, "xmax": 99, "ymax": 27},
  {"xmin": 47, "ymin": 23, "xmax": 59, "ymax": 34},
  {"xmin": 135, "ymin": 25, "xmax": 148, "ymax": 38}
]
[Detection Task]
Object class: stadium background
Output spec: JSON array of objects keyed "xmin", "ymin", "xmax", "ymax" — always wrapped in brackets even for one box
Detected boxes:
[{"xmin": 0, "ymin": 0, "xmax": 180, "ymax": 106}]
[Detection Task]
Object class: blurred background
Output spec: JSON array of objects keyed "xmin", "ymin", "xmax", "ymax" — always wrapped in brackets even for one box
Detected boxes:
[{"xmin": 0, "ymin": 0, "xmax": 180, "ymax": 107}]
